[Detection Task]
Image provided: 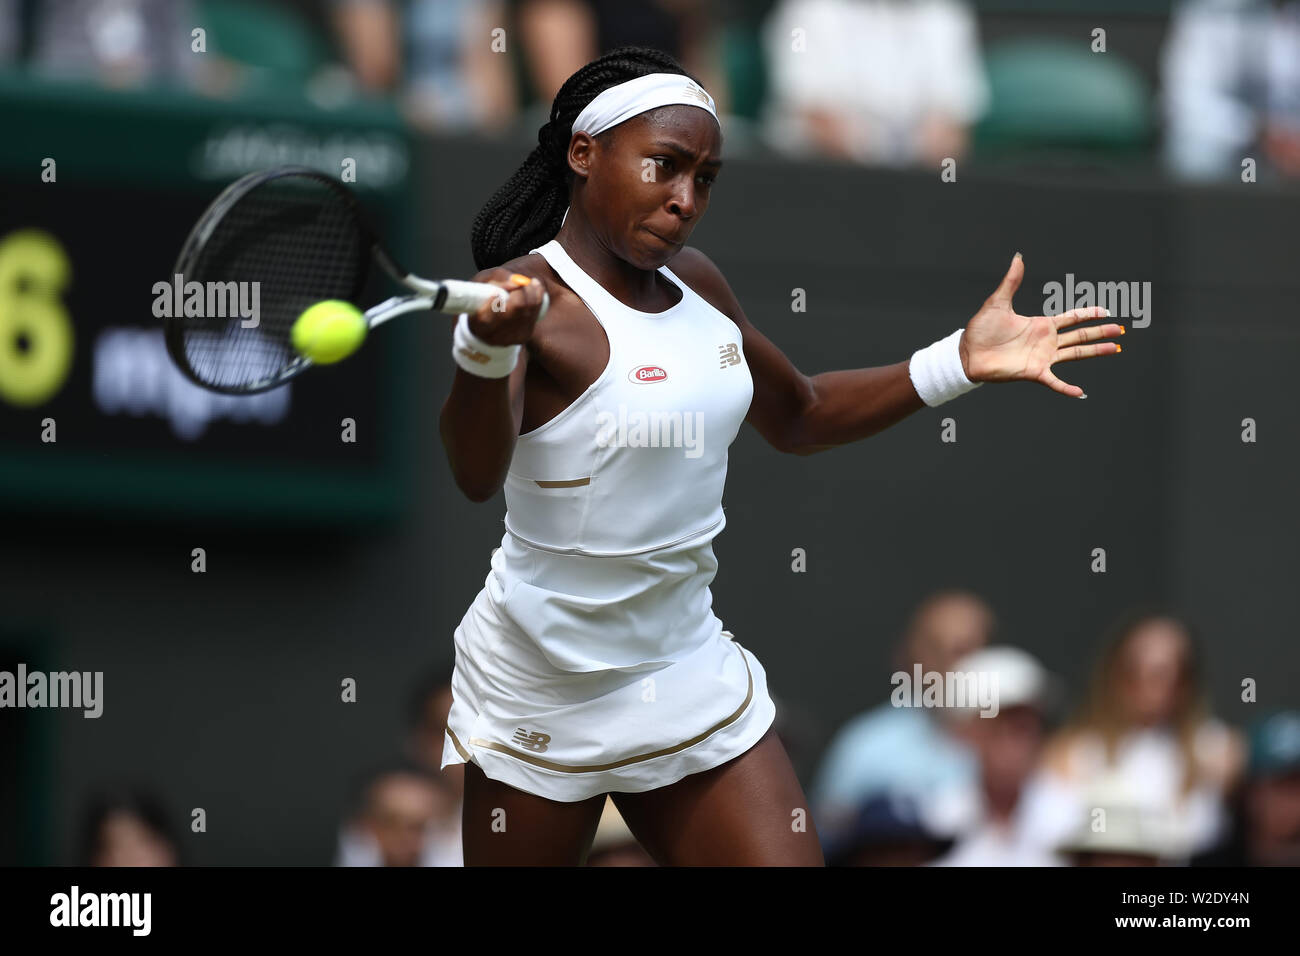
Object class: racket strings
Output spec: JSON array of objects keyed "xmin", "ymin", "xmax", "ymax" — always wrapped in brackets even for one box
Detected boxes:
[{"xmin": 177, "ymin": 174, "xmax": 367, "ymax": 390}]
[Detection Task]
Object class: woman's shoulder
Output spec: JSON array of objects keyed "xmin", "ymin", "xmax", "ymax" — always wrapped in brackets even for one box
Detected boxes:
[
  {"xmin": 479, "ymin": 251, "xmax": 564, "ymax": 292},
  {"xmin": 667, "ymin": 246, "xmax": 725, "ymax": 296},
  {"xmin": 666, "ymin": 246, "xmax": 743, "ymax": 327}
]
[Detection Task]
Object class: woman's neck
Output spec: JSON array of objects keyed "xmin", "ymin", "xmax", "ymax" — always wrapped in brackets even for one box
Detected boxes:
[{"xmin": 553, "ymin": 220, "xmax": 675, "ymax": 311}]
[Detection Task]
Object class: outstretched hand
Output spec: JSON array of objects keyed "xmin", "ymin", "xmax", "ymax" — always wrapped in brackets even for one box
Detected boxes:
[{"xmin": 959, "ymin": 253, "xmax": 1125, "ymax": 399}]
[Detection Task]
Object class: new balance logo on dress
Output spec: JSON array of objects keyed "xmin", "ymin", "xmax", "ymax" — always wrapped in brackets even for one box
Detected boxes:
[
  {"xmin": 718, "ymin": 343, "xmax": 741, "ymax": 367},
  {"xmin": 512, "ymin": 728, "xmax": 551, "ymax": 752}
]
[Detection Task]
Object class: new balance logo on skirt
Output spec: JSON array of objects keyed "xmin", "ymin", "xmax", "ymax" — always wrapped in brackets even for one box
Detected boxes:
[{"xmin": 513, "ymin": 728, "xmax": 551, "ymax": 752}]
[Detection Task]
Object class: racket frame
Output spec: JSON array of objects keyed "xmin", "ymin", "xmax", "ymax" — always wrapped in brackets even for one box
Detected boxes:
[{"xmin": 165, "ymin": 165, "xmax": 546, "ymax": 395}]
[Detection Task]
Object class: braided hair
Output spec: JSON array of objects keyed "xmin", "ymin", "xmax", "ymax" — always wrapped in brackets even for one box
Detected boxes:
[{"xmin": 470, "ymin": 46, "xmax": 697, "ymax": 271}]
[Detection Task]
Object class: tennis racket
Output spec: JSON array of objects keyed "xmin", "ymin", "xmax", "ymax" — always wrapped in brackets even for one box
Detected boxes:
[{"xmin": 164, "ymin": 164, "xmax": 546, "ymax": 394}]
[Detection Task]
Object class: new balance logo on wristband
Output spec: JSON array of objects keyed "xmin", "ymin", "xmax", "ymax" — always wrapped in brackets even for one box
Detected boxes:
[{"xmin": 453, "ymin": 314, "xmax": 521, "ymax": 378}]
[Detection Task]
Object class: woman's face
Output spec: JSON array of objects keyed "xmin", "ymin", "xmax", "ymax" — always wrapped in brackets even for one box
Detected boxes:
[
  {"xmin": 575, "ymin": 104, "xmax": 722, "ymax": 270},
  {"xmin": 1119, "ymin": 620, "xmax": 1190, "ymax": 726}
]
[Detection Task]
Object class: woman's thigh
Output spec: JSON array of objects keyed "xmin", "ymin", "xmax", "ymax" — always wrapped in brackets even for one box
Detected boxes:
[
  {"xmin": 610, "ymin": 727, "xmax": 825, "ymax": 866},
  {"xmin": 461, "ymin": 760, "xmax": 607, "ymax": 866}
]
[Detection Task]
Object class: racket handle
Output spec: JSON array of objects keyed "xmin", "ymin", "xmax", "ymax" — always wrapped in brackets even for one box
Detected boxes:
[
  {"xmin": 437, "ymin": 280, "xmax": 505, "ymax": 314},
  {"xmin": 436, "ymin": 279, "xmax": 549, "ymax": 321}
]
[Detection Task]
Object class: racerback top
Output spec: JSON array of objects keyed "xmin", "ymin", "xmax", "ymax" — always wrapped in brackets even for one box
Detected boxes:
[
  {"xmin": 504, "ymin": 238, "xmax": 753, "ymax": 556},
  {"xmin": 483, "ymin": 237, "xmax": 754, "ymax": 673}
]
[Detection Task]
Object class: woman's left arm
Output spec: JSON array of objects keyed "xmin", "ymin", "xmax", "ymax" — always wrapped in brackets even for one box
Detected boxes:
[{"xmin": 673, "ymin": 248, "xmax": 1125, "ymax": 456}]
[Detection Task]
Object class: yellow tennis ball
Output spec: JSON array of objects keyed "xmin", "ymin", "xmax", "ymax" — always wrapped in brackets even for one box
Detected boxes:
[{"xmin": 290, "ymin": 300, "xmax": 366, "ymax": 364}]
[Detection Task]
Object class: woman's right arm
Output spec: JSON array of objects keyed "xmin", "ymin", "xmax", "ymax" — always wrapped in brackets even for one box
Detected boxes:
[{"xmin": 439, "ymin": 268, "xmax": 548, "ymax": 502}]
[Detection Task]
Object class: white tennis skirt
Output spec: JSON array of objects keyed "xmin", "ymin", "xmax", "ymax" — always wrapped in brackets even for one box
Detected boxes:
[{"xmin": 440, "ymin": 550, "xmax": 777, "ymax": 803}]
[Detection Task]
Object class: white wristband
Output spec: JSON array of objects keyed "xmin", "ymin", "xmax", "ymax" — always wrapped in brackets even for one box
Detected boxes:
[
  {"xmin": 452, "ymin": 312, "xmax": 521, "ymax": 379},
  {"xmin": 908, "ymin": 328, "xmax": 982, "ymax": 407}
]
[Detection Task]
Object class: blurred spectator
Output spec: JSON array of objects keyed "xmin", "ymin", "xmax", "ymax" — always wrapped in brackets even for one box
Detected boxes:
[
  {"xmin": 405, "ymin": 0, "xmax": 515, "ymax": 130},
  {"xmin": 1193, "ymin": 710, "xmax": 1300, "ymax": 866},
  {"xmin": 809, "ymin": 589, "xmax": 994, "ymax": 844},
  {"xmin": 80, "ymin": 789, "xmax": 180, "ymax": 866},
  {"xmin": 761, "ymin": 0, "xmax": 989, "ymax": 167},
  {"xmin": 406, "ymin": 665, "xmax": 464, "ymax": 805},
  {"xmin": 1056, "ymin": 784, "xmax": 1178, "ymax": 867},
  {"xmin": 330, "ymin": 0, "xmax": 517, "ymax": 131},
  {"xmin": 335, "ymin": 762, "xmax": 460, "ymax": 866},
  {"xmin": 29, "ymin": 0, "xmax": 201, "ymax": 89},
  {"xmin": 926, "ymin": 646, "xmax": 1064, "ymax": 866},
  {"xmin": 587, "ymin": 797, "xmax": 656, "ymax": 866},
  {"xmin": 1162, "ymin": 0, "xmax": 1300, "ymax": 181},
  {"xmin": 1017, "ymin": 609, "xmax": 1244, "ymax": 862},
  {"xmin": 330, "ymin": 0, "xmax": 399, "ymax": 92},
  {"xmin": 823, "ymin": 791, "xmax": 955, "ymax": 866},
  {"xmin": 514, "ymin": 0, "xmax": 727, "ymax": 112},
  {"xmin": 406, "ymin": 666, "xmax": 464, "ymax": 865}
]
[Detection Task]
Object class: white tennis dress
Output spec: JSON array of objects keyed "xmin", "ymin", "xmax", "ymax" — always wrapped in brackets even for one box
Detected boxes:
[{"xmin": 440, "ymin": 237, "xmax": 778, "ymax": 802}]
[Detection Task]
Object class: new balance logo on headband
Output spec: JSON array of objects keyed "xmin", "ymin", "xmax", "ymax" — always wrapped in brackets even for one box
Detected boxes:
[{"xmin": 682, "ymin": 81, "xmax": 711, "ymax": 106}]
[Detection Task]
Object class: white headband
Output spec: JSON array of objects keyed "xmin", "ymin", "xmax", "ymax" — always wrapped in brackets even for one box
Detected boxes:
[{"xmin": 571, "ymin": 72, "xmax": 718, "ymax": 138}]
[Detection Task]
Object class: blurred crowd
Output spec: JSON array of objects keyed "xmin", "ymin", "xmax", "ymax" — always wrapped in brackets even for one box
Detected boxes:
[
  {"xmin": 78, "ymin": 590, "xmax": 1300, "ymax": 868},
  {"xmin": 810, "ymin": 593, "xmax": 1300, "ymax": 867},
  {"xmin": 2, "ymin": 0, "xmax": 1300, "ymax": 181}
]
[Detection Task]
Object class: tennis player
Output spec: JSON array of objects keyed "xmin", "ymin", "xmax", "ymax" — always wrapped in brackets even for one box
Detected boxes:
[{"xmin": 438, "ymin": 47, "xmax": 1123, "ymax": 866}]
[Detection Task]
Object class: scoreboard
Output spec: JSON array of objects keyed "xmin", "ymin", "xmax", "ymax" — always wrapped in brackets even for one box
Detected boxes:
[{"xmin": 0, "ymin": 75, "xmax": 418, "ymax": 525}]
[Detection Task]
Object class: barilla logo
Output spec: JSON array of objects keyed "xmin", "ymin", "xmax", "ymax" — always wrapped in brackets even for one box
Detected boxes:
[{"xmin": 630, "ymin": 365, "xmax": 668, "ymax": 384}]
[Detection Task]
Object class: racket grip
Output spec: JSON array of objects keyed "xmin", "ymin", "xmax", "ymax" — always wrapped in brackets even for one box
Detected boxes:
[
  {"xmin": 438, "ymin": 279, "xmax": 550, "ymax": 321},
  {"xmin": 438, "ymin": 280, "xmax": 507, "ymax": 315}
]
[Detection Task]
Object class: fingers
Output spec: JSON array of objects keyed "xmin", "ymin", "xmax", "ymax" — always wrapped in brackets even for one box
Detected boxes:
[
  {"xmin": 989, "ymin": 252, "xmax": 1023, "ymax": 307},
  {"xmin": 483, "ymin": 272, "xmax": 534, "ymax": 303},
  {"xmin": 1049, "ymin": 305, "xmax": 1113, "ymax": 331},
  {"xmin": 1056, "ymin": 321, "xmax": 1125, "ymax": 350},
  {"xmin": 498, "ymin": 274, "xmax": 543, "ymax": 309},
  {"xmin": 1053, "ymin": 341, "xmax": 1120, "ymax": 364},
  {"xmin": 469, "ymin": 270, "xmax": 546, "ymax": 345},
  {"xmin": 1041, "ymin": 368, "xmax": 1086, "ymax": 399},
  {"xmin": 480, "ymin": 272, "xmax": 541, "ymax": 314}
]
